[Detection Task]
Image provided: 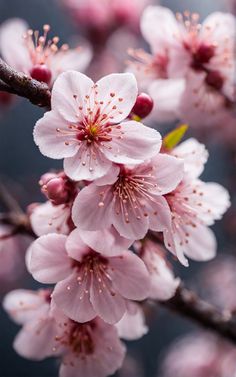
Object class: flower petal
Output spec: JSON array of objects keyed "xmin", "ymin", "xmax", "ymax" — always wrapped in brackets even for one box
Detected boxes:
[
  {"xmin": 95, "ymin": 73, "xmax": 138, "ymax": 123},
  {"xmin": 72, "ymin": 184, "xmax": 113, "ymax": 230},
  {"xmin": 116, "ymin": 302, "xmax": 148, "ymax": 340},
  {"xmin": 52, "ymin": 272, "xmax": 96, "ymax": 322},
  {"xmin": 51, "ymin": 71, "xmax": 94, "ymax": 122},
  {"xmin": 29, "ymin": 234, "xmax": 71, "ymax": 283},
  {"xmin": 33, "ymin": 111, "xmax": 79, "ymax": 159},
  {"xmin": 90, "ymin": 273, "xmax": 126, "ymax": 324},
  {"xmin": 0, "ymin": 18, "xmax": 31, "ymax": 73},
  {"xmin": 64, "ymin": 143, "xmax": 111, "ymax": 181},
  {"xmin": 109, "ymin": 251, "xmax": 150, "ymax": 300},
  {"xmin": 102, "ymin": 121, "xmax": 162, "ymax": 164}
]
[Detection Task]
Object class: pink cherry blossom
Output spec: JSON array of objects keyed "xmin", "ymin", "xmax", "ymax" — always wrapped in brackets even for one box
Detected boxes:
[
  {"xmin": 116, "ymin": 301, "xmax": 148, "ymax": 340},
  {"xmin": 161, "ymin": 332, "xmax": 236, "ymax": 377},
  {"xmin": 53, "ymin": 315, "xmax": 126, "ymax": 377},
  {"xmin": 33, "ymin": 70, "xmax": 162, "ymax": 181},
  {"xmin": 28, "ymin": 230, "xmax": 150, "ymax": 324},
  {"xmin": 4, "ymin": 289, "xmax": 126, "ymax": 377},
  {"xmin": 72, "ymin": 154, "xmax": 184, "ymax": 239},
  {"xmin": 164, "ymin": 178, "xmax": 230, "ymax": 266},
  {"xmin": 135, "ymin": 240, "xmax": 180, "ymax": 300},
  {"xmin": 0, "ymin": 19, "xmax": 92, "ymax": 86}
]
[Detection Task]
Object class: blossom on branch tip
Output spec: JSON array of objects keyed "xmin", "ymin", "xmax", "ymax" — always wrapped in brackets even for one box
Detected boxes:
[{"xmin": 34, "ymin": 71, "xmax": 162, "ymax": 181}]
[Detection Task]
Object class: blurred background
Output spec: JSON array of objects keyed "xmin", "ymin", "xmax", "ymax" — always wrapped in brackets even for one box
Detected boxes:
[{"xmin": 0, "ymin": 0, "xmax": 235, "ymax": 376}]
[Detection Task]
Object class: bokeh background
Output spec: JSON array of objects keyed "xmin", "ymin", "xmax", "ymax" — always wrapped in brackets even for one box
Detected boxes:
[{"xmin": 0, "ymin": 0, "xmax": 234, "ymax": 376}]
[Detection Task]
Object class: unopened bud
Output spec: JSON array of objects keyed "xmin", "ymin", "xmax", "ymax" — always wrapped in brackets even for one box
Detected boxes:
[
  {"xmin": 131, "ymin": 93, "xmax": 154, "ymax": 119},
  {"xmin": 44, "ymin": 177, "xmax": 69, "ymax": 205},
  {"xmin": 30, "ymin": 64, "xmax": 52, "ymax": 85}
]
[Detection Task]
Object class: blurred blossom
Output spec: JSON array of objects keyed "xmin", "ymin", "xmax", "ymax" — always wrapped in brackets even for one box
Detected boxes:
[
  {"xmin": 160, "ymin": 332, "xmax": 236, "ymax": 377},
  {"xmin": 0, "ymin": 18, "xmax": 92, "ymax": 86},
  {"xmin": 0, "ymin": 224, "xmax": 32, "ymax": 285},
  {"xmin": 59, "ymin": 0, "xmax": 154, "ymax": 42},
  {"xmin": 198, "ymin": 256, "xmax": 236, "ymax": 312},
  {"xmin": 128, "ymin": 5, "xmax": 236, "ymax": 133}
]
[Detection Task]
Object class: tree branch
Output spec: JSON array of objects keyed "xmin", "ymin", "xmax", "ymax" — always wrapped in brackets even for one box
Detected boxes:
[
  {"xmin": 0, "ymin": 58, "xmax": 51, "ymax": 107},
  {"xmin": 161, "ymin": 285, "xmax": 236, "ymax": 344}
]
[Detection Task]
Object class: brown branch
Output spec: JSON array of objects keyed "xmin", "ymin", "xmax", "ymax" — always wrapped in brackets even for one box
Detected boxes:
[
  {"xmin": 0, "ymin": 58, "xmax": 51, "ymax": 107},
  {"xmin": 161, "ymin": 285, "xmax": 236, "ymax": 345},
  {"xmin": 0, "ymin": 212, "xmax": 35, "ymax": 238}
]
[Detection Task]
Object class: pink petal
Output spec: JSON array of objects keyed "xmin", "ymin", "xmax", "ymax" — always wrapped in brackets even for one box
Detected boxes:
[
  {"xmin": 14, "ymin": 317, "xmax": 57, "ymax": 360},
  {"xmin": 90, "ymin": 274, "xmax": 126, "ymax": 324},
  {"xmin": 102, "ymin": 121, "xmax": 162, "ymax": 164},
  {"xmin": 141, "ymin": 6, "xmax": 180, "ymax": 54},
  {"xmin": 95, "ymin": 73, "xmax": 138, "ymax": 123},
  {"xmin": 51, "ymin": 71, "xmax": 94, "ymax": 123},
  {"xmin": 78, "ymin": 227, "xmax": 133, "ymax": 257},
  {"xmin": 146, "ymin": 195, "xmax": 172, "ymax": 232},
  {"xmin": 33, "ymin": 111, "xmax": 79, "ymax": 159},
  {"xmin": 66, "ymin": 229, "xmax": 91, "ymax": 261},
  {"xmin": 183, "ymin": 224, "xmax": 217, "ymax": 262},
  {"xmin": 64, "ymin": 143, "xmax": 112, "ymax": 181},
  {"xmin": 95, "ymin": 164, "xmax": 120, "ymax": 186},
  {"xmin": 116, "ymin": 302, "xmax": 148, "ymax": 340},
  {"xmin": 151, "ymin": 154, "xmax": 184, "ymax": 195},
  {"xmin": 50, "ymin": 44, "xmax": 92, "ymax": 82},
  {"xmin": 0, "ymin": 18, "xmax": 31, "ymax": 73},
  {"xmin": 173, "ymin": 138, "xmax": 209, "ymax": 179},
  {"xmin": 52, "ymin": 272, "xmax": 96, "ymax": 322},
  {"xmin": 30, "ymin": 201, "xmax": 71, "ymax": 236},
  {"xmin": 109, "ymin": 251, "xmax": 150, "ymax": 300},
  {"xmin": 29, "ymin": 234, "xmax": 71, "ymax": 283},
  {"xmin": 72, "ymin": 184, "xmax": 113, "ymax": 230},
  {"xmin": 149, "ymin": 79, "xmax": 185, "ymax": 122},
  {"xmin": 202, "ymin": 12, "xmax": 235, "ymax": 42},
  {"xmin": 3, "ymin": 289, "xmax": 48, "ymax": 325}
]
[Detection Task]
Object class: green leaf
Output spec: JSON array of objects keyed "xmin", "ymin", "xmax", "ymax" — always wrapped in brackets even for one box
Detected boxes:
[{"xmin": 163, "ymin": 124, "xmax": 188, "ymax": 150}]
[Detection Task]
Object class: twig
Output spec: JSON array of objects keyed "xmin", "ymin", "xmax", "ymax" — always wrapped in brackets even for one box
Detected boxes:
[
  {"xmin": 161, "ymin": 285, "xmax": 236, "ymax": 345},
  {"xmin": 0, "ymin": 212, "xmax": 35, "ymax": 238},
  {"xmin": 0, "ymin": 58, "xmax": 51, "ymax": 107}
]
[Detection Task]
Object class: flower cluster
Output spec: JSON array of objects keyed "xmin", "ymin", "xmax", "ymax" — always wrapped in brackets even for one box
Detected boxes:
[
  {"xmin": 128, "ymin": 6, "xmax": 236, "ymax": 138},
  {"xmin": 2, "ymin": 70, "xmax": 230, "ymax": 377},
  {"xmin": 0, "ymin": 2, "xmax": 234, "ymax": 377}
]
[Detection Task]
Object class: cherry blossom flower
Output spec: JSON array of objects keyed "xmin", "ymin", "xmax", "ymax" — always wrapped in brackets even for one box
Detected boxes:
[
  {"xmin": 128, "ymin": 6, "xmax": 235, "ymax": 124},
  {"xmin": 116, "ymin": 301, "xmax": 148, "ymax": 340},
  {"xmin": 53, "ymin": 316, "xmax": 126, "ymax": 377},
  {"xmin": 72, "ymin": 154, "xmax": 184, "ymax": 239},
  {"xmin": 0, "ymin": 18, "xmax": 92, "ymax": 86},
  {"xmin": 59, "ymin": 0, "xmax": 153, "ymax": 36},
  {"xmin": 162, "ymin": 137, "xmax": 230, "ymax": 265},
  {"xmin": 161, "ymin": 332, "xmax": 236, "ymax": 377},
  {"xmin": 135, "ymin": 240, "xmax": 180, "ymax": 300},
  {"xmin": 28, "ymin": 229, "xmax": 150, "ymax": 324},
  {"xmin": 3, "ymin": 289, "xmax": 126, "ymax": 377},
  {"xmin": 34, "ymin": 71, "xmax": 162, "ymax": 181}
]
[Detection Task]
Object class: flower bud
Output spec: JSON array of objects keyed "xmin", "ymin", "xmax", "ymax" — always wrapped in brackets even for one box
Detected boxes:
[
  {"xmin": 30, "ymin": 64, "xmax": 52, "ymax": 85},
  {"xmin": 131, "ymin": 93, "xmax": 154, "ymax": 119},
  {"xmin": 43, "ymin": 177, "xmax": 69, "ymax": 205}
]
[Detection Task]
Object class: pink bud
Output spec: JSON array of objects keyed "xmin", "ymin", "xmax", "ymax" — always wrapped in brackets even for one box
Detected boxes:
[
  {"xmin": 30, "ymin": 64, "xmax": 52, "ymax": 85},
  {"xmin": 44, "ymin": 177, "xmax": 69, "ymax": 205},
  {"xmin": 131, "ymin": 93, "xmax": 154, "ymax": 119}
]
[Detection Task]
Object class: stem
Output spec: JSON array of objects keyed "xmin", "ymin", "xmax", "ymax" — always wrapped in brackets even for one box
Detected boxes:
[
  {"xmin": 161, "ymin": 285, "xmax": 236, "ymax": 344},
  {"xmin": 0, "ymin": 58, "xmax": 51, "ymax": 108}
]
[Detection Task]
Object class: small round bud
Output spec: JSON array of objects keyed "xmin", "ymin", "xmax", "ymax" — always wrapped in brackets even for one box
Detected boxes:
[
  {"xmin": 30, "ymin": 64, "xmax": 52, "ymax": 85},
  {"xmin": 45, "ymin": 177, "xmax": 69, "ymax": 205},
  {"xmin": 131, "ymin": 93, "xmax": 154, "ymax": 119}
]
